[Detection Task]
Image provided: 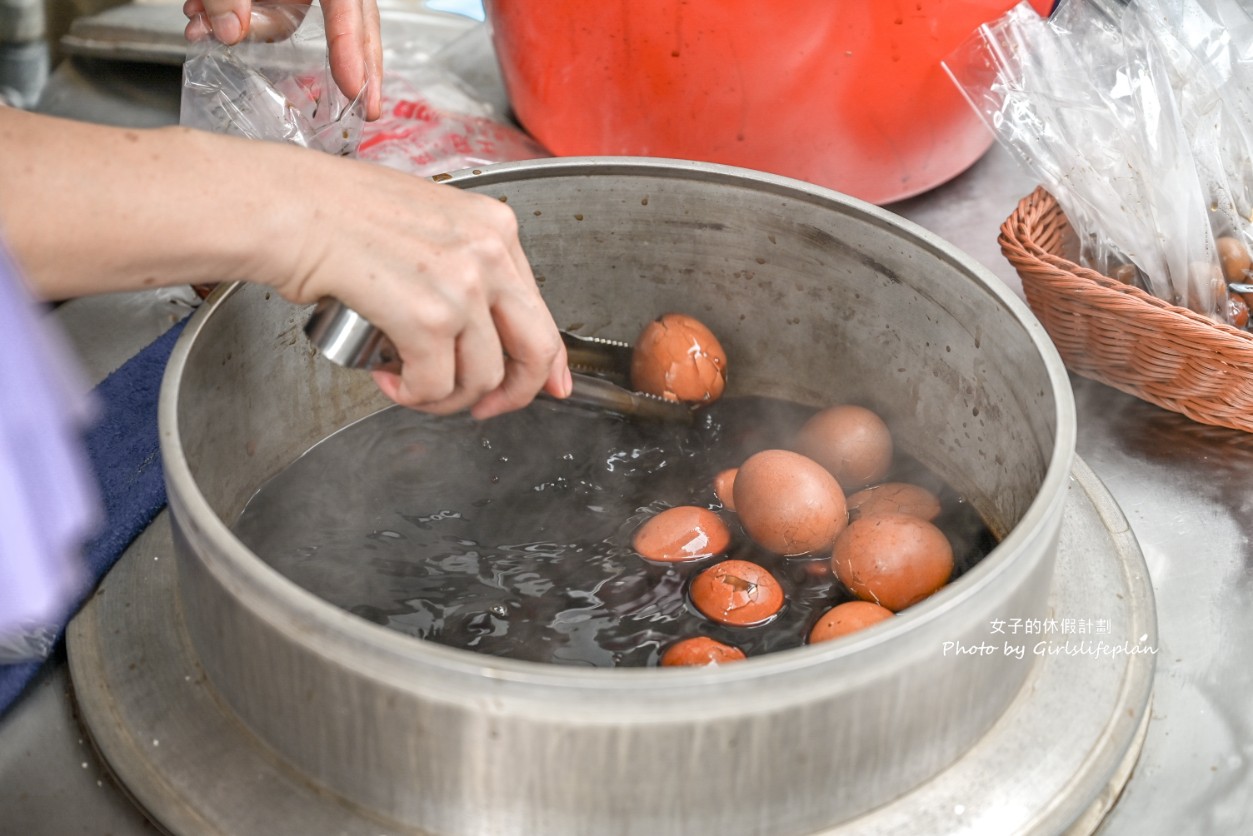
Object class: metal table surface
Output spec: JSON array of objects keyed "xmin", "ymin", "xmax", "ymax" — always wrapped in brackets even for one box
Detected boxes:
[{"xmin": 2, "ymin": 34, "xmax": 1251, "ymax": 836}]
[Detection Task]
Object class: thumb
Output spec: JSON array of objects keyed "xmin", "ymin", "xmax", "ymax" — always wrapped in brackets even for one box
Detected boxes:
[
  {"xmin": 199, "ymin": 0, "xmax": 250, "ymax": 44},
  {"xmin": 543, "ymin": 347, "xmax": 572, "ymax": 400}
]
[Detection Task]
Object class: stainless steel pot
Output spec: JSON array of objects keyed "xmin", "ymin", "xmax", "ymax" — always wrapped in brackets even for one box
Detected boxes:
[{"xmin": 159, "ymin": 158, "xmax": 1076, "ymax": 835}]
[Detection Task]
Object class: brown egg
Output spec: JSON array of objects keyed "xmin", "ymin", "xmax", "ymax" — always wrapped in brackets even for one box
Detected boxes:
[
  {"xmin": 689, "ymin": 559, "xmax": 785, "ymax": 626},
  {"xmin": 630, "ymin": 313, "xmax": 727, "ymax": 404},
  {"xmin": 1187, "ymin": 261, "xmax": 1227, "ymax": 315},
  {"xmin": 832, "ymin": 512, "xmax": 953, "ymax": 612},
  {"xmin": 713, "ymin": 467, "xmax": 738, "ymax": 511},
  {"xmin": 733, "ymin": 449, "xmax": 848, "ymax": 555},
  {"xmin": 847, "ymin": 482, "xmax": 941, "ymax": 522},
  {"xmin": 1217, "ymin": 236, "xmax": 1252, "ymax": 282},
  {"xmin": 1229, "ymin": 292, "xmax": 1250, "ymax": 330},
  {"xmin": 808, "ymin": 600, "xmax": 895, "ymax": 644},
  {"xmin": 793, "ymin": 404, "xmax": 893, "ymax": 489},
  {"xmin": 799, "ymin": 557, "xmax": 833, "ymax": 581},
  {"xmin": 1109, "ymin": 263, "xmax": 1139, "ymax": 285},
  {"xmin": 660, "ymin": 636, "xmax": 747, "ymax": 667},
  {"xmin": 633, "ymin": 506, "xmax": 731, "ymax": 563}
]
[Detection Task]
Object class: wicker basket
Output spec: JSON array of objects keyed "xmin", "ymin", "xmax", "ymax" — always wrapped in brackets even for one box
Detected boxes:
[{"xmin": 999, "ymin": 186, "xmax": 1253, "ymax": 434}]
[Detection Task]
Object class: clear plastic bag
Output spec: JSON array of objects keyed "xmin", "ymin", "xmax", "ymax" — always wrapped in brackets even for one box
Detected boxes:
[
  {"xmin": 945, "ymin": 0, "xmax": 1253, "ymax": 324},
  {"xmin": 359, "ymin": 23, "xmax": 548, "ymax": 176},
  {"xmin": 357, "ymin": 70, "xmax": 547, "ymax": 176},
  {"xmin": 180, "ymin": 8, "xmax": 546, "ymax": 175},
  {"xmin": 180, "ymin": 3, "xmax": 365, "ymax": 155}
]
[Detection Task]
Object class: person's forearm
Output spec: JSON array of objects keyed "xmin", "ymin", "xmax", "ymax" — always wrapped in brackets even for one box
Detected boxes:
[
  {"xmin": 0, "ymin": 107, "xmax": 289, "ymax": 301},
  {"xmin": 0, "ymin": 105, "xmax": 570, "ymax": 416}
]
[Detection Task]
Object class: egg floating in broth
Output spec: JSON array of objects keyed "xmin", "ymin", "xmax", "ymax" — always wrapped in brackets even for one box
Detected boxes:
[
  {"xmin": 621, "ymin": 373, "xmax": 965, "ymax": 658},
  {"xmin": 832, "ymin": 512, "xmax": 955, "ymax": 612},
  {"xmin": 808, "ymin": 600, "xmax": 895, "ymax": 644},
  {"xmin": 712, "ymin": 467, "xmax": 738, "ymax": 511},
  {"xmin": 660, "ymin": 636, "xmax": 747, "ymax": 667},
  {"xmin": 732, "ymin": 449, "xmax": 848, "ymax": 556},
  {"xmin": 632, "ymin": 506, "xmax": 732, "ymax": 564},
  {"xmin": 847, "ymin": 482, "xmax": 942, "ymax": 522},
  {"xmin": 689, "ymin": 559, "xmax": 786, "ymax": 627},
  {"xmin": 793, "ymin": 404, "xmax": 893, "ymax": 490}
]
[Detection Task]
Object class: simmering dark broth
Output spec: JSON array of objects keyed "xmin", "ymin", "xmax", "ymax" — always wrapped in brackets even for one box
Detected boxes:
[{"xmin": 233, "ymin": 397, "xmax": 995, "ymax": 667}]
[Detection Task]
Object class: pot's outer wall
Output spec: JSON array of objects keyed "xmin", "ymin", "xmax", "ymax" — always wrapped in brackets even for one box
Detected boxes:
[{"xmin": 160, "ymin": 159, "xmax": 1075, "ymax": 835}]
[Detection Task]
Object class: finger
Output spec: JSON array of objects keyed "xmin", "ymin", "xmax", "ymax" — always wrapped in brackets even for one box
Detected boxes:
[
  {"xmin": 469, "ymin": 293, "xmax": 565, "ymax": 420},
  {"xmin": 366, "ymin": 293, "xmax": 495, "ymax": 413},
  {"xmin": 361, "ymin": 0, "xmax": 384, "ymax": 120},
  {"xmin": 507, "ymin": 219, "xmax": 570, "ymax": 400},
  {"xmin": 198, "ymin": 0, "xmax": 249, "ymax": 44},
  {"xmin": 370, "ymin": 334, "xmax": 458, "ymax": 411},
  {"xmin": 391, "ymin": 334, "xmax": 457, "ymax": 410},
  {"xmin": 543, "ymin": 351, "xmax": 574, "ymax": 400},
  {"xmin": 321, "ymin": 0, "xmax": 369, "ymax": 108},
  {"xmin": 182, "ymin": 0, "xmax": 212, "ymax": 41},
  {"xmin": 185, "ymin": 13, "xmax": 212, "ymax": 42},
  {"xmin": 414, "ymin": 309, "xmax": 507, "ymax": 416},
  {"xmin": 466, "ymin": 203, "xmax": 567, "ymax": 418},
  {"xmin": 244, "ymin": 0, "xmax": 310, "ymax": 43},
  {"xmin": 470, "ymin": 352, "xmax": 568, "ymax": 421},
  {"xmin": 183, "ymin": 0, "xmax": 213, "ymax": 41},
  {"xmin": 358, "ymin": 294, "xmax": 460, "ymax": 409},
  {"xmin": 370, "ymin": 368, "xmax": 406, "ymax": 405}
]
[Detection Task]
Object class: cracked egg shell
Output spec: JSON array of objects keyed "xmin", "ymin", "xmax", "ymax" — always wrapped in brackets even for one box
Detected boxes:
[
  {"xmin": 660, "ymin": 636, "xmax": 747, "ymax": 667},
  {"xmin": 832, "ymin": 512, "xmax": 953, "ymax": 612},
  {"xmin": 630, "ymin": 313, "xmax": 727, "ymax": 404},
  {"xmin": 733, "ymin": 449, "xmax": 848, "ymax": 556},
  {"xmin": 633, "ymin": 506, "xmax": 732, "ymax": 563},
  {"xmin": 689, "ymin": 559, "xmax": 785, "ymax": 626}
]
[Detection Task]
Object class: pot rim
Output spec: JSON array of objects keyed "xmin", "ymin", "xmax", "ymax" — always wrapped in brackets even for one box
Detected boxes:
[{"xmin": 159, "ymin": 156, "xmax": 1077, "ymax": 700}]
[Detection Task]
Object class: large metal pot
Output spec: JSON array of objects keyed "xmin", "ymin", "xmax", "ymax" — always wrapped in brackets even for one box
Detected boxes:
[{"xmin": 160, "ymin": 158, "xmax": 1076, "ymax": 835}]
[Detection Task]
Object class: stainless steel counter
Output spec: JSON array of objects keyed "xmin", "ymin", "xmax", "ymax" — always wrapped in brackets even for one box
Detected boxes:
[{"xmin": 2, "ymin": 28, "xmax": 1251, "ymax": 836}]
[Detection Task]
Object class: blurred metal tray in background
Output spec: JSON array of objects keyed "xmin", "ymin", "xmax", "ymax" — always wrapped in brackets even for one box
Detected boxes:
[{"xmin": 60, "ymin": 0, "xmax": 476, "ymax": 66}]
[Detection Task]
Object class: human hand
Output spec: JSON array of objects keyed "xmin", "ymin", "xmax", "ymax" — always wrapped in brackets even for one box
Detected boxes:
[
  {"xmin": 257, "ymin": 149, "xmax": 570, "ymax": 419},
  {"xmin": 183, "ymin": 0, "xmax": 383, "ymax": 120}
]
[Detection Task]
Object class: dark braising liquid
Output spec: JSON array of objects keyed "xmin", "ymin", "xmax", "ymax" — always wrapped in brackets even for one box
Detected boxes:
[{"xmin": 233, "ymin": 397, "xmax": 996, "ymax": 667}]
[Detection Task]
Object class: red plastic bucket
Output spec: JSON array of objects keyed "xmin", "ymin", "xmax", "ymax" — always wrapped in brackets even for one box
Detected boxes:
[{"xmin": 485, "ymin": 1, "xmax": 1050, "ymax": 204}]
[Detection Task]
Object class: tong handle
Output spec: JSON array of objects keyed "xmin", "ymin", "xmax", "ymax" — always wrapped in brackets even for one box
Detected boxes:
[
  {"xmin": 304, "ymin": 298, "xmax": 401, "ymax": 373},
  {"xmin": 303, "ymin": 299, "xmax": 693, "ymax": 424}
]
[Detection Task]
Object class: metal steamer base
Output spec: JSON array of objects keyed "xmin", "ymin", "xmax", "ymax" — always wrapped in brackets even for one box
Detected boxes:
[{"xmin": 67, "ymin": 456, "xmax": 1155, "ymax": 836}]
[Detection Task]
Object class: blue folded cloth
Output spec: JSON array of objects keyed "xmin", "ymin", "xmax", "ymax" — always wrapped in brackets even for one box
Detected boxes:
[{"xmin": 0, "ymin": 316, "xmax": 189, "ymax": 717}]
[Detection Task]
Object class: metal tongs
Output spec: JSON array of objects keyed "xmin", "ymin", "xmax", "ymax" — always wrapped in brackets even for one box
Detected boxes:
[{"xmin": 303, "ymin": 299, "xmax": 695, "ymax": 423}]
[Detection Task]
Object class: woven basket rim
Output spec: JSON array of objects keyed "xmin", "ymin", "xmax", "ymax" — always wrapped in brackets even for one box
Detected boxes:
[
  {"xmin": 998, "ymin": 186, "xmax": 1253, "ymax": 434},
  {"xmin": 1001, "ymin": 186, "xmax": 1253, "ymax": 343}
]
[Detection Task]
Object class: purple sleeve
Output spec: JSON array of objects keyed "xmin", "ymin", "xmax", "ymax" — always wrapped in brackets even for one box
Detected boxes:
[{"xmin": 0, "ymin": 241, "xmax": 100, "ymax": 662}]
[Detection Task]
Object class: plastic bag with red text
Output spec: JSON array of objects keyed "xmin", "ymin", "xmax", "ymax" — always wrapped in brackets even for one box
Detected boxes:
[{"xmin": 357, "ymin": 71, "xmax": 548, "ymax": 177}]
